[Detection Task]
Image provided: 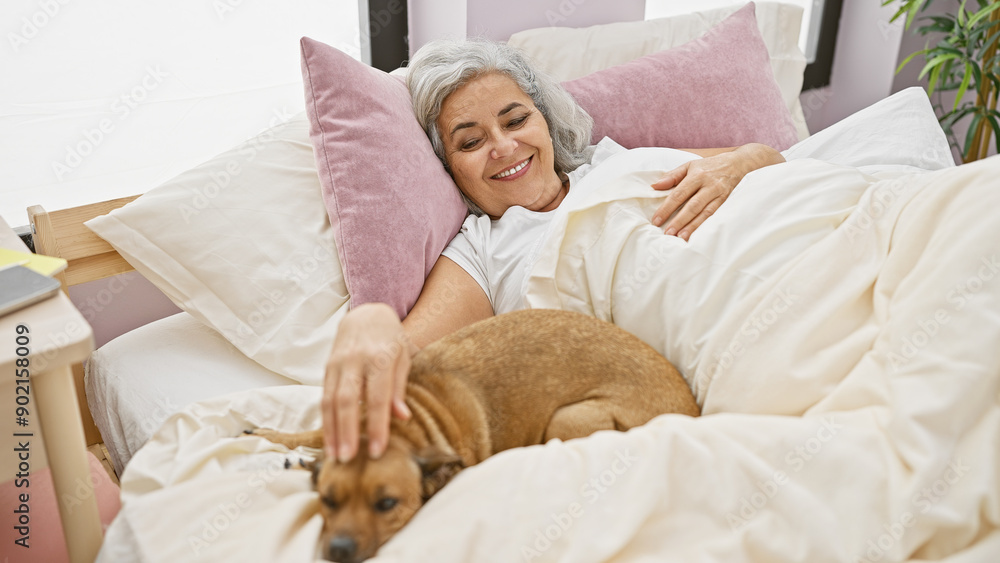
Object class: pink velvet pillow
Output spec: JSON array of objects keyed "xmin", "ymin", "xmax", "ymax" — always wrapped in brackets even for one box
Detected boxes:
[
  {"xmin": 562, "ymin": 2, "xmax": 799, "ymax": 151},
  {"xmin": 300, "ymin": 37, "xmax": 468, "ymax": 318}
]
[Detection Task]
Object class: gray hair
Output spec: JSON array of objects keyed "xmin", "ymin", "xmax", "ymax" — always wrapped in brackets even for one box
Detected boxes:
[{"xmin": 406, "ymin": 38, "xmax": 594, "ymax": 215}]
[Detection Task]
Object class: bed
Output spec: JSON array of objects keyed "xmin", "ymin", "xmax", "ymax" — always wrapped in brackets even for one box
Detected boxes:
[{"xmin": 28, "ymin": 3, "xmax": 1000, "ymax": 562}]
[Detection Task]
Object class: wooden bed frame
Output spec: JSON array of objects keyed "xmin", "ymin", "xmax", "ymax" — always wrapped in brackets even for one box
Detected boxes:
[{"xmin": 28, "ymin": 195, "xmax": 140, "ymax": 447}]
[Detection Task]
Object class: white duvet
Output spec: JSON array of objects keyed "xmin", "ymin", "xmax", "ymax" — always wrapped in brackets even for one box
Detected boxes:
[{"xmin": 99, "ymin": 88, "xmax": 1000, "ymax": 562}]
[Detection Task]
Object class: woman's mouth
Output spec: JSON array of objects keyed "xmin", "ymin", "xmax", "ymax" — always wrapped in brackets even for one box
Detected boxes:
[{"xmin": 491, "ymin": 156, "xmax": 532, "ymax": 180}]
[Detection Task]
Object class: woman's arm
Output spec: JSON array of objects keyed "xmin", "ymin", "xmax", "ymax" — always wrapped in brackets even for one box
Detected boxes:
[
  {"xmin": 322, "ymin": 256, "xmax": 492, "ymax": 462},
  {"xmin": 652, "ymin": 143, "xmax": 785, "ymax": 240}
]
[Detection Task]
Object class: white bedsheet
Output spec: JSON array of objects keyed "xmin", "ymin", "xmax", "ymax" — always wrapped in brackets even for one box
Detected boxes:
[
  {"xmin": 86, "ymin": 312, "xmax": 295, "ymax": 476},
  {"xmin": 98, "ymin": 88, "xmax": 1000, "ymax": 562}
]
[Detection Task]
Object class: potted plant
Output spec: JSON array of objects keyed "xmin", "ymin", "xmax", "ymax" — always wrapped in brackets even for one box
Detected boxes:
[{"xmin": 886, "ymin": 0, "xmax": 1000, "ymax": 163}]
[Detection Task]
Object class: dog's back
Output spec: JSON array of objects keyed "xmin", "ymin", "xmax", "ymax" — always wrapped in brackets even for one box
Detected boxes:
[{"xmin": 409, "ymin": 309, "xmax": 700, "ymax": 453}]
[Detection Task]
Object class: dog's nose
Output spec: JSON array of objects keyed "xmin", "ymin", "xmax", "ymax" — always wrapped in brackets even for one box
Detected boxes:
[{"xmin": 326, "ymin": 535, "xmax": 358, "ymax": 562}]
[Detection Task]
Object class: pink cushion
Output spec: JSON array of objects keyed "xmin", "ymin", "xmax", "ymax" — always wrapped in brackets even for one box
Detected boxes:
[
  {"xmin": 562, "ymin": 2, "xmax": 799, "ymax": 151},
  {"xmin": 300, "ymin": 37, "xmax": 468, "ymax": 318},
  {"xmin": 0, "ymin": 451, "xmax": 120, "ymax": 562}
]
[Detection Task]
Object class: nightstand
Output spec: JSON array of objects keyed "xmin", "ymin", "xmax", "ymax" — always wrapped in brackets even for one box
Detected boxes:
[{"xmin": 1, "ymin": 215, "xmax": 101, "ymax": 563}]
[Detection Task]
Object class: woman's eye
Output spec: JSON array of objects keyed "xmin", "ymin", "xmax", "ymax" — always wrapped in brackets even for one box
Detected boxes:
[
  {"xmin": 374, "ymin": 497, "xmax": 399, "ymax": 512},
  {"xmin": 508, "ymin": 115, "xmax": 528, "ymax": 128},
  {"xmin": 461, "ymin": 139, "xmax": 481, "ymax": 151}
]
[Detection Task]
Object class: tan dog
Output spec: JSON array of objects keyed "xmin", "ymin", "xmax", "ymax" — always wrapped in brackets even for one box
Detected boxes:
[{"xmin": 250, "ymin": 309, "xmax": 699, "ymax": 562}]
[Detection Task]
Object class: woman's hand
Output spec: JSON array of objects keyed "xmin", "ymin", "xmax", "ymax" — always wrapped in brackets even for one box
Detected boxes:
[
  {"xmin": 651, "ymin": 143, "xmax": 784, "ymax": 240},
  {"xmin": 322, "ymin": 303, "xmax": 414, "ymax": 462}
]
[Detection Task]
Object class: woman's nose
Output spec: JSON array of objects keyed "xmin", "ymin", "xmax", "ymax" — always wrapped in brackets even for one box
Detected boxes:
[{"xmin": 490, "ymin": 133, "xmax": 517, "ymax": 159}]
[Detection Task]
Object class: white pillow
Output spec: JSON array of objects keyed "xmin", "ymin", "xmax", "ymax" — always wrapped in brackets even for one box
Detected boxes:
[
  {"xmin": 507, "ymin": 1, "xmax": 810, "ymax": 140},
  {"xmin": 781, "ymin": 87, "xmax": 955, "ymax": 172},
  {"xmin": 85, "ymin": 115, "xmax": 347, "ymax": 385}
]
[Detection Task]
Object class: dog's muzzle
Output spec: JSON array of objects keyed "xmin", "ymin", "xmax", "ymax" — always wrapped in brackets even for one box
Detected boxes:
[{"xmin": 325, "ymin": 534, "xmax": 359, "ymax": 562}]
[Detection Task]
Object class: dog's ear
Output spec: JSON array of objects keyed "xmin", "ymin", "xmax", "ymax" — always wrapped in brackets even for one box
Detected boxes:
[{"xmin": 413, "ymin": 446, "xmax": 464, "ymax": 501}]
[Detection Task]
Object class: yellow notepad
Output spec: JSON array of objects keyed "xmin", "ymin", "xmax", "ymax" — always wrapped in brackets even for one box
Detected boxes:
[{"xmin": 0, "ymin": 248, "xmax": 68, "ymax": 277}]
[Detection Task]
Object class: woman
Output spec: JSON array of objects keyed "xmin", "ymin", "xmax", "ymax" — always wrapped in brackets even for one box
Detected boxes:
[{"xmin": 323, "ymin": 39, "xmax": 785, "ymax": 463}]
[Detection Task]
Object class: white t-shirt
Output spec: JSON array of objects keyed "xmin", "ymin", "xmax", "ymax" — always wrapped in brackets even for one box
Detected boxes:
[{"xmin": 442, "ymin": 137, "xmax": 626, "ymax": 314}]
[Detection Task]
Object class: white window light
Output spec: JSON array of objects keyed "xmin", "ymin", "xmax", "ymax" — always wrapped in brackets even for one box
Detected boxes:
[{"xmin": 1, "ymin": 0, "xmax": 365, "ymax": 228}]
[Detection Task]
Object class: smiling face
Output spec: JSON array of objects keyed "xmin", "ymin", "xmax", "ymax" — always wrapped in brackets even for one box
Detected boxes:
[{"xmin": 437, "ymin": 73, "xmax": 567, "ymax": 218}]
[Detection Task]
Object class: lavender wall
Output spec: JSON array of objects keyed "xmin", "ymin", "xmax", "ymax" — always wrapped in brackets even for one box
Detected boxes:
[
  {"xmin": 465, "ymin": 0, "xmax": 645, "ymax": 43},
  {"xmin": 408, "ymin": 0, "xmax": 645, "ymax": 55},
  {"xmin": 798, "ymin": 0, "xmax": 904, "ymax": 134},
  {"xmin": 68, "ymin": 272, "xmax": 180, "ymax": 348},
  {"xmin": 408, "ymin": 0, "xmax": 467, "ymax": 56}
]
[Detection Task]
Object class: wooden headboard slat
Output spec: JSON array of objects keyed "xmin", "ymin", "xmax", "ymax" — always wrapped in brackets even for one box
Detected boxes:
[
  {"xmin": 29, "ymin": 196, "xmax": 139, "ymax": 261},
  {"xmin": 66, "ymin": 252, "xmax": 136, "ymax": 286}
]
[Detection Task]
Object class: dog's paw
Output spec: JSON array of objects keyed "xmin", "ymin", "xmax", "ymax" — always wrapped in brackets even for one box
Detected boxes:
[{"xmin": 282, "ymin": 457, "xmax": 312, "ymax": 470}]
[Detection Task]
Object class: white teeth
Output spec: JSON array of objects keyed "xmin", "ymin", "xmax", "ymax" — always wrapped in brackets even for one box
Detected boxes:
[{"xmin": 493, "ymin": 158, "xmax": 529, "ymax": 179}]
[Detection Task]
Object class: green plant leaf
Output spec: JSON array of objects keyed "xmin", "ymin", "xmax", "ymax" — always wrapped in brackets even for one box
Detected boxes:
[
  {"xmin": 969, "ymin": 18, "xmax": 1000, "ymax": 46},
  {"xmin": 941, "ymin": 106, "xmax": 977, "ymax": 131},
  {"xmin": 987, "ymin": 115, "xmax": 1000, "ymax": 156},
  {"xmin": 897, "ymin": 48, "xmax": 929, "ymax": 74},
  {"xmin": 941, "ymin": 59, "xmax": 957, "ymax": 86},
  {"xmin": 963, "ymin": 112, "xmax": 984, "ymax": 160},
  {"xmin": 968, "ymin": 1, "xmax": 1000, "ymax": 28},
  {"xmin": 919, "ymin": 53, "xmax": 961, "ymax": 80},
  {"xmin": 958, "ymin": 0, "xmax": 968, "ymax": 27},
  {"xmin": 929, "ymin": 63, "xmax": 944, "ymax": 95},
  {"xmin": 931, "ymin": 45, "xmax": 964, "ymax": 58},
  {"xmin": 975, "ymin": 29, "xmax": 1000, "ymax": 60},
  {"xmin": 955, "ymin": 62, "xmax": 974, "ymax": 111},
  {"xmin": 968, "ymin": 61, "xmax": 984, "ymax": 90},
  {"xmin": 921, "ymin": 15, "xmax": 958, "ymax": 34},
  {"xmin": 906, "ymin": 2, "xmax": 921, "ymax": 30}
]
